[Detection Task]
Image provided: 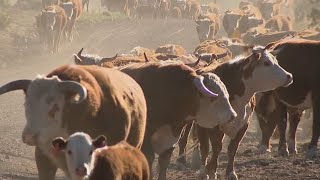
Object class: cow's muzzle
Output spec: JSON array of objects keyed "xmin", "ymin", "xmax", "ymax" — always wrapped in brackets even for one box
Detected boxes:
[
  {"xmin": 283, "ymin": 74, "xmax": 293, "ymax": 87},
  {"xmin": 75, "ymin": 166, "xmax": 88, "ymax": 177}
]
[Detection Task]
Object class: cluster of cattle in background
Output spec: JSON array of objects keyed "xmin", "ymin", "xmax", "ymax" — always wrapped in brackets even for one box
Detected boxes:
[{"xmin": 1, "ymin": 0, "xmax": 320, "ymax": 179}]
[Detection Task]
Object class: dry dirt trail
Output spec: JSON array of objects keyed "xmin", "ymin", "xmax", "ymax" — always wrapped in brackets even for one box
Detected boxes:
[{"xmin": 0, "ymin": 17, "xmax": 320, "ymax": 180}]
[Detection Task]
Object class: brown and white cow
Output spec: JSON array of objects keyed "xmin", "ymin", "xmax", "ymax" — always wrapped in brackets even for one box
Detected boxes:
[
  {"xmin": 0, "ymin": 65, "xmax": 147, "ymax": 180},
  {"xmin": 38, "ymin": 5, "xmax": 67, "ymax": 53},
  {"xmin": 52, "ymin": 132, "xmax": 150, "ymax": 180},
  {"xmin": 192, "ymin": 46, "xmax": 293, "ymax": 180},
  {"xmin": 195, "ymin": 13, "xmax": 220, "ymax": 43},
  {"xmin": 118, "ymin": 62, "xmax": 237, "ymax": 180},
  {"xmin": 60, "ymin": 0, "xmax": 83, "ymax": 42},
  {"xmin": 264, "ymin": 14, "xmax": 293, "ymax": 32},
  {"xmin": 193, "ymin": 40, "xmax": 232, "ymax": 62},
  {"xmin": 155, "ymin": 44, "xmax": 187, "ymax": 56},
  {"xmin": 73, "ymin": 48, "xmax": 118, "ymax": 66},
  {"xmin": 257, "ymin": 38, "xmax": 320, "ymax": 159}
]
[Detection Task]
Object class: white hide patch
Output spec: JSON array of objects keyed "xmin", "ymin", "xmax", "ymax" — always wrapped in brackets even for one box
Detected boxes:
[{"xmin": 151, "ymin": 124, "xmax": 179, "ymax": 155}]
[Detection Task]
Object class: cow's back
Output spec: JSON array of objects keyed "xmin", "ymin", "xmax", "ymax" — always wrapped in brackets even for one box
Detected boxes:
[{"xmin": 47, "ymin": 65, "xmax": 147, "ymax": 147}]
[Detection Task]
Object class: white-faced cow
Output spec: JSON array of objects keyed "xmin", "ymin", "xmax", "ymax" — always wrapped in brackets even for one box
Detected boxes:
[
  {"xmin": 195, "ymin": 13, "xmax": 220, "ymax": 43},
  {"xmin": 118, "ymin": 62, "xmax": 237, "ymax": 180},
  {"xmin": 191, "ymin": 46, "xmax": 293, "ymax": 180},
  {"xmin": 60, "ymin": 0, "xmax": 83, "ymax": 42},
  {"xmin": 0, "ymin": 65, "xmax": 147, "ymax": 180},
  {"xmin": 73, "ymin": 48, "xmax": 118, "ymax": 66},
  {"xmin": 52, "ymin": 132, "xmax": 150, "ymax": 180},
  {"xmin": 38, "ymin": 5, "xmax": 67, "ymax": 53}
]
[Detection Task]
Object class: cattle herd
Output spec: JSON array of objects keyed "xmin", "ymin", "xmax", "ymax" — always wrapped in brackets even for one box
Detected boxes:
[{"xmin": 1, "ymin": 0, "xmax": 320, "ymax": 179}]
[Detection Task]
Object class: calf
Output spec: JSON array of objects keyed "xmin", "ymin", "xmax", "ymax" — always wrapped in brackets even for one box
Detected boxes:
[
  {"xmin": 0, "ymin": 65, "xmax": 147, "ymax": 180},
  {"xmin": 195, "ymin": 13, "xmax": 220, "ymax": 43},
  {"xmin": 52, "ymin": 132, "xmax": 150, "ymax": 180},
  {"xmin": 194, "ymin": 46, "xmax": 293, "ymax": 180}
]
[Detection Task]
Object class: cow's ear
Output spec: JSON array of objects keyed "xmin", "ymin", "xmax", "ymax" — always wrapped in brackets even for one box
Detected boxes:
[
  {"xmin": 52, "ymin": 137, "xmax": 67, "ymax": 151},
  {"xmin": 92, "ymin": 135, "xmax": 106, "ymax": 149}
]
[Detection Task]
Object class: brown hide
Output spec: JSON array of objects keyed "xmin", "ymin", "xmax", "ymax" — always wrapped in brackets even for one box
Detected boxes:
[
  {"xmin": 155, "ymin": 44, "xmax": 187, "ymax": 56},
  {"xmin": 118, "ymin": 62, "xmax": 199, "ymax": 136},
  {"xmin": 185, "ymin": 0, "xmax": 201, "ymax": 19},
  {"xmin": 89, "ymin": 141, "xmax": 150, "ymax": 180},
  {"xmin": 193, "ymin": 40, "xmax": 232, "ymax": 62},
  {"xmin": 46, "ymin": 65, "xmax": 147, "ymax": 148}
]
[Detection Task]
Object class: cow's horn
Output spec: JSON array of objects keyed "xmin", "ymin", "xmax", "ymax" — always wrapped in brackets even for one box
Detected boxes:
[
  {"xmin": 193, "ymin": 76, "xmax": 218, "ymax": 97},
  {"xmin": 144, "ymin": 52, "xmax": 150, "ymax": 62},
  {"xmin": 77, "ymin": 48, "xmax": 84, "ymax": 57},
  {"xmin": 100, "ymin": 53, "xmax": 118, "ymax": 63},
  {"xmin": 58, "ymin": 81, "xmax": 87, "ymax": 103},
  {"xmin": 0, "ymin": 80, "xmax": 31, "ymax": 95}
]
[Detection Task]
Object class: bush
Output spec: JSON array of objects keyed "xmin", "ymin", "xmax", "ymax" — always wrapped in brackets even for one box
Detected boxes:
[{"xmin": 0, "ymin": 11, "xmax": 10, "ymax": 29}]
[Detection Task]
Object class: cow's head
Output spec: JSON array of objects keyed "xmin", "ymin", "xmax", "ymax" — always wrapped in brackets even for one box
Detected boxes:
[
  {"xmin": 260, "ymin": 1, "xmax": 276, "ymax": 20},
  {"xmin": 0, "ymin": 75, "xmax": 87, "ymax": 146},
  {"xmin": 241, "ymin": 46, "xmax": 293, "ymax": 93},
  {"xmin": 195, "ymin": 17, "xmax": 215, "ymax": 42},
  {"xmin": 61, "ymin": 1, "xmax": 75, "ymax": 20},
  {"xmin": 193, "ymin": 73, "xmax": 237, "ymax": 128},
  {"xmin": 73, "ymin": 48, "xmax": 118, "ymax": 66},
  {"xmin": 41, "ymin": 9, "xmax": 57, "ymax": 30},
  {"xmin": 52, "ymin": 132, "xmax": 106, "ymax": 179},
  {"xmin": 223, "ymin": 10, "xmax": 243, "ymax": 34}
]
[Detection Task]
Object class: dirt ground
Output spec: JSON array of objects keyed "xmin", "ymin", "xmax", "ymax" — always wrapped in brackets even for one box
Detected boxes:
[{"xmin": 0, "ymin": 1, "xmax": 319, "ymax": 180}]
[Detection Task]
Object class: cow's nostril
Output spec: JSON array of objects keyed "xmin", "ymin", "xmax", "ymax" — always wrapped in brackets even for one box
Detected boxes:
[{"xmin": 287, "ymin": 74, "xmax": 292, "ymax": 80}]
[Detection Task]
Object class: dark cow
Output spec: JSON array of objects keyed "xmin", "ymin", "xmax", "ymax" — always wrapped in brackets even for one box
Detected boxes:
[
  {"xmin": 0, "ymin": 65, "xmax": 147, "ymax": 180},
  {"xmin": 195, "ymin": 13, "xmax": 220, "ymax": 43},
  {"xmin": 222, "ymin": 9, "xmax": 244, "ymax": 38},
  {"xmin": 52, "ymin": 132, "xmax": 150, "ymax": 180},
  {"xmin": 118, "ymin": 62, "xmax": 237, "ymax": 180},
  {"xmin": 259, "ymin": 38, "xmax": 320, "ymax": 158}
]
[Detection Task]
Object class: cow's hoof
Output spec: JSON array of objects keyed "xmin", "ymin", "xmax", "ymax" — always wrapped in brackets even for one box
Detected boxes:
[
  {"xmin": 227, "ymin": 171, "xmax": 238, "ymax": 180},
  {"xmin": 197, "ymin": 165, "xmax": 209, "ymax": 180},
  {"xmin": 278, "ymin": 147, "xmax": 289, "ymax": 157},
  {"xmin": 258, "ymin": 144, "xmax": 271, "ymax": 154},
  {"xmin": 175, "ymin": 162, "xmax": 187, "ymax": 171},
  {"xmin": 288, "ymin": 139, "xmax": 298, "ymax": 155},
  {"xmin": 191, "ymin": 149, "xmax": 201, "ymax": 170},
  {"xmin": 306, "ymin": 146, "xmax": 318, "ymax": 159}
]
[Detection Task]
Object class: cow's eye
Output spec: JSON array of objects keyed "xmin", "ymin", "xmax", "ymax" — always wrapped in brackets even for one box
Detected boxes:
[
  {"xmin": 68, "ymin": 150, "xmax": 72, "ymax": 155},
  {"xmin": 89, "ymin": 151, "xmax": 93, "ymax": 156}
]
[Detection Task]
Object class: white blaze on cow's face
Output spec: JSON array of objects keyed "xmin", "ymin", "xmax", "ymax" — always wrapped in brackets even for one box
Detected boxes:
[
  {"xmin": 62, "ymin": 2, "xmax": 74, "ymax": 20},
  {"xmin": 22, "ymin": 75, "xmax": 87, "ymax": 146},
  {"xmin": 42, "ymin": 10, "xmax": 57, "ymax": 30},
  {"xmin": 195, "ymin": 73, "xmax": 237, "ymax": 128},
  {"xmin": 243, "ymin": 47, "xmax": 293, "ymax": 93},
  {"xmin": 196, "ymin": 18, "xmax": 213, "ymax": 42},
  {"xmin": 23, "ymin": 76, "xmax": 66, "ymax": 146},
  {"xmin": 52, "ymin": 132, "xmax": 107, "ymax": 180}
]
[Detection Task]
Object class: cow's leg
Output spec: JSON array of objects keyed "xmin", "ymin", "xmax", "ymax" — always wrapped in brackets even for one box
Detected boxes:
[
  {"xmin": 199, "ymin": 126, "xmax": 224, "ymax": 180},
  {"xmin": 226, "ymin": 123, "xmax": 249, "ymax": 180},
  {"xmin": 190, "ymin": 124, "xmax": 201, "ymax": 170},
  {"xmin": 307, "ymin": 96, "xmax": 320, "ymax": 159},
  {"xmin": 197, "ymin": 126, "xmax": 210, "ymax": 180},
  {"xmin": 157, "ymin": 147, "xmax": 174, "ymax": 180},
  {"xmin": 176, "ymin": 122, "xmax": 193, "ymax": 168},
  {"xmin": 35, "ymin": 146, "xmax": 57, "ymax": 180},
  {"xmin": 277, "ymin": 103, "xmax": 289, "ymax": 156},
  {"xmin": 287, "ymin": 108, "xmax": 302, "ymax": 154},
  {"xmin": 141, "ymin": 139, "xmax": 155, "ymax": 178},
  {"xmin": 257, "ymin": 113, "xmax": 278, "ymax": 153}
]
